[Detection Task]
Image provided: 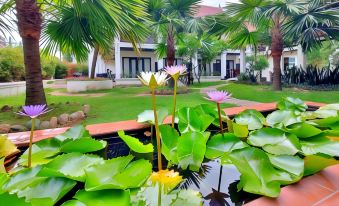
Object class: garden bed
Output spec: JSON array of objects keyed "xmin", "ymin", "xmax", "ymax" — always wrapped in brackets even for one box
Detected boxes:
[{"xmin": 66, "ymin": 78, "xmax": 113, "ymax": 92}]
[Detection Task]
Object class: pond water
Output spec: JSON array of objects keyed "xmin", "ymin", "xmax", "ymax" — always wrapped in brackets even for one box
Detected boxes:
[
  {"xmin": 98, "ymin": 129, "xmax": 259, "ymax": 206},
  {"xmin": 176, "ymin": 160, "xmax": 259, "ymax": 206}
]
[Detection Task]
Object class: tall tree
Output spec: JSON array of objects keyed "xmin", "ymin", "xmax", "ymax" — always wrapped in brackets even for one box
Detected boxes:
[
  {"xmin": 214, "ymin": 0, "xmax": 339, "ymax": 90},
  {"xmin": 43, "ymin": 0, "xmax": 149, "ymax": 79},
  {"xmin": 15, "ymin": 0, "xmax": 46, "ymax": 105},
  {"xmin": 148, "ymin": 0, "xmax": 201, "ymax": 67}
]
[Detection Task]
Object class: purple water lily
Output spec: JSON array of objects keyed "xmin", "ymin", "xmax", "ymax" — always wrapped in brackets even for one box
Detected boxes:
[
  {"xmin": 205, "ymin": 91, "xmax": 232, "ymax": 104},
  {"xmin": 205, "ymin": 91, "xmax": 232, "ymax": 134},
  {"xmin": 15, "ymin": 104, "xmax": 51, "ymax": 168},
  {"xmin": 16, "ymin": 104, "xmax": 51, "ymax": 118}
]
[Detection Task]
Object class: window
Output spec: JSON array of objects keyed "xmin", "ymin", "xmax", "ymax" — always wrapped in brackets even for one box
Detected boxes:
[
  {"xmin": 284, "ymin": 57, "xmax": 296, "ymax": 70},
  {"xmin": 122, "ymin": 57, "xmax": 152, "ymax": 78}
]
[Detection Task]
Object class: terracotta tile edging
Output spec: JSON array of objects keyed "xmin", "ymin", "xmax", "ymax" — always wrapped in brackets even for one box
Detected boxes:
[
  {"xmin": 245, "ymin": 164, "xmax": 339, "ymax": 206},
  {"xmin": 7, "ymin": 102, "xmax": 326, "ymax": 147}
]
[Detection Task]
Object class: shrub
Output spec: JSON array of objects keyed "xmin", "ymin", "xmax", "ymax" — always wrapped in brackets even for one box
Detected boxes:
[
  {"xmin": 0, "ymin": 46, "xmax": 67, "ymax": 81},
  {"xmin": 283, "ymin": 65, "xmax": 339, "ymax": 86},
  {"xmin": 41, "ymin": 56, "xmax": 60, "ymax": 79},
  {"xmin": 74, "ymin": 64, "xmax": 88, "ymax": 76},
  {"xmin": 0, "ymin": 47, "xmax": 25, "ymax": 82},
  {"xmin": 54, "ymin": 63, "xmax": 68, "ymax": 79}
]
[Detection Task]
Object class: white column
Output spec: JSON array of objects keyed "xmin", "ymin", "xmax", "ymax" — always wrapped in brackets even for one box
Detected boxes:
[
  {"xmin": 88, "ymin": 49, "xmax": 93, "ymax": 78},
  {"xmin": 157, "ymin": 58, "xmax": 164, "ymax": 71},
  {"xmin": 240, "ymin": 49, "xmax": 246, "ymax": 73},
  {"xmin": 297, "ymin": 45, "xmax": 306, "ymax": 69},
  {"xmin": 192, "ymin": 52, "xmax": 199, "ymax": 75},
  {"xmin": 210, "ymin": 60, "xmax": 214, "ymax": 76},
  {"xmin": 221, "ymin": 51, "xmax": 227, "ymax": 79},
  {"xmin": 114, "ymin": 37, "xmax": 121, "ymax": 79}
]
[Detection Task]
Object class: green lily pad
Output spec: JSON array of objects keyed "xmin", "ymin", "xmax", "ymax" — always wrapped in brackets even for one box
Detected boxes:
[
  {"xmin": 234, "ymin": 109, "xmax": 265, "ymax": 130},
  {"xmin": 0, "ymin": 193, "xmax": 30, "ymax": 206},
  {"xmin": 205, "ymin": 133, "xmax": 247, "ymax": 159},
  {"xmin": 118, "ymin": 131, "xmax": 153, "ymax": 154},
  {"xmin": 304, "ymin": 154, "xmax": 339, "ymax": 176},
  {"xmin": 319, "ymin": 104, "xmax": 339, "ymax": 111},
  {"xmin": 277, "ymin": 97, "xmax": 307, "ymax": 112},
  {"xmin": 300, "ymin": 135, "xmax": 339, "ymax": 156},
  {"xmin": 159, "ymin": 125, "xmax": 179, "ymax": 163},
  {"xmin": 62, "ymin": 189, "xmax": 130, "ymax": 206},
  {"xmin": 229, "ymin": 147, "xmax": 296, "ymax": 197},
  {"xmin": 17, "ymin": 177, "xmax": 76, "ymax": 206},
  {"xmin": 137, "ymin": 108, "xmax": 168, "ymax": 125},
  {"xmin": 0, "ymin": 135, "xmax": 19, "ymax": 158},
  {"xmin": 248, "ymin": 128, "xmax": 300, "ymax": 155},
  {"xmin": 232, "ymin": 122, "xmax": 249, "ymax": 138},
  {"xmin": 55, "ymin": 125, "xmax": 91, "ymax": 141},
  {"xmin": 38, "ymin": 153, "xmax": 104, "ymax": 182},
  {"xmin": 177, "ymin": 107, "xmax": 214, "ymax": 133},
  {"xmin": 267, "ymin": 154, "xmax": 304, "ymax": 177},
  {"xmin": 194, "ymin": 104, "xmax": 227, "ymax": 127},
  {"xmin": 60, "ymin": 138, "xmax": 107, "ymax": 153},
  {"xmin": 85, "ymin": 155, "xmax": 152, "ymax": 191},
  {"xmin": 266, "ymin": 110, "xmax": 302, "ymax": 128},
  {"xmin": 136, "ymin": 183, "xmax": 202, "ymax": 206},
  {"xmin": 18, "ymin": 138, "xmax": 61, "ymax": 167},
  {"xmin": 314, "ymin": 110, "xmax": 339, "ymax": 119},
  {"xmin": 3, "ymin": 166, "xmax": 44, "ymax": 193},
  {"xmin": 177, "ymin": 132, "xmax": 207, "ymax": 171},
  {"xmin": 0, "ymin": 173, "xmax": 9, "ymax": 194},
  {"xmin": 287, "ymin": 122, "xmax": 322, "ymax": 138}
]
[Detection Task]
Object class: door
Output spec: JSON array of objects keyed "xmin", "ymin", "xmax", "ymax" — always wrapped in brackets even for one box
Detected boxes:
[{"xmin": 226, "ymin": 60, "xmax": 234, "ymax": 78}]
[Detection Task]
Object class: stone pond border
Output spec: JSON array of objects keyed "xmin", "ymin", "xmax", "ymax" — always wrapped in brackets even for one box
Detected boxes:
[{"xmin": 6, "ymin": 101, "xmax": 339, "ymax": 206}]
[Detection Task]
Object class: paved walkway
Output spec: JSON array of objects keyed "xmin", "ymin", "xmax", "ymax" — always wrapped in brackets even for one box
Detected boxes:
[{"xmin": 200, "ymin": 84, "xmax": 260, "ymax": 107}]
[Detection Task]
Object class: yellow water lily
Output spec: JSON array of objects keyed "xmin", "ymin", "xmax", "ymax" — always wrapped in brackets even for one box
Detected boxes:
[{"xmin": 150, "ymin": 170, "xmax": 183, "ymax": 193}]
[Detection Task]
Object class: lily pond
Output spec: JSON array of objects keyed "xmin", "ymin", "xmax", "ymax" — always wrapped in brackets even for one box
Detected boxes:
[{"xmin": 1, "ymin": 97, "xmax": 339, "ymax": 205}]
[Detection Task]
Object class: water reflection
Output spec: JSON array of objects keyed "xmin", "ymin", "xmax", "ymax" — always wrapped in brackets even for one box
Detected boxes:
[{"xmin": 175, "ymin": 160, "xmax": 257, "ymax": 206}]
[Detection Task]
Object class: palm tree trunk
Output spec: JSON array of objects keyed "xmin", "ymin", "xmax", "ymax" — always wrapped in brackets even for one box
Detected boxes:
[
  {"xmin": 15, "ymin": 0, "xmax": 46, "ymax": 105},
  {"xmin": 90, "ymin": 45, "xmax": 99, "ymax": 79},
  {"xmin": 271, "ymin": 15, "xmax": 284, "ymax": 91},
  {"xmin": 166, "ymin": 24, "xmax": 175, "ymax": 67},
  {"xmin": 167, "ymin": 24, "xmax": 175, "ymax": 87}
]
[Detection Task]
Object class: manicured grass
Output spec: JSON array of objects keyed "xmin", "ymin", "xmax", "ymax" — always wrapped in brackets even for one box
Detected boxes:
[
  {"xmin": 220, "ymin": 83, "xmax": 339, "ymax": 104},
  {"xmin": 0, "ymin": 82, "xmax": 235, "ymax": 125}
]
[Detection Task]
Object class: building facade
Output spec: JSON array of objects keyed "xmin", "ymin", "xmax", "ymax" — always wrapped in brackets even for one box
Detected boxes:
[{"xmin": 87, "ymin": 5, "xmax": 306, "ymax": 83}]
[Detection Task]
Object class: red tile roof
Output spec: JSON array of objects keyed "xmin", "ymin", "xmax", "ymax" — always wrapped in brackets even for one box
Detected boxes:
[{"xmin": 194, "ymin": 5, "xmax": 223, "ymax": 17}]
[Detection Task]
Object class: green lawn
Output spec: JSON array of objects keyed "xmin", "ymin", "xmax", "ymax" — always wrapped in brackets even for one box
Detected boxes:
[
  {"xmin": 221, "ymin": 83, "xmax": 339, "ymax": 104},
  {"xmin": 0, "ymin": 81, "xmax": 235, "ymax": 125},
  {"xmin": 2, "ymin": 82, "xmax": 339, "ymax": 126}
]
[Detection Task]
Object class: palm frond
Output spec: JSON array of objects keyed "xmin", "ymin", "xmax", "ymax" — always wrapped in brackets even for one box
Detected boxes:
[{"xmin": 283, "ymin": 0, "xmax": 339, "ymax": 51}]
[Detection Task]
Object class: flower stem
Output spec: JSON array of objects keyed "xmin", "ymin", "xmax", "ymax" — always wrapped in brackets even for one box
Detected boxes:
[
  {"xmin": 158, "ymin": 183, "xmax": 162, "ymax": 206},
  {"xmin": 171, "ymin": 79, "xmax": 177, "ymax": 128},
  {"xmin": 152, "ymin": 89, "xmax": 162, "ymax": 171},
  {"xmin": 28, "ymin": 118, "xmax": 35, "ymax": 168},
  {"xmin": 217, "ymin": 103, "xmax": 224, "ymax": 134}
]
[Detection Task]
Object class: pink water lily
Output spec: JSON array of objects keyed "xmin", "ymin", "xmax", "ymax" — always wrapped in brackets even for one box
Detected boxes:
[
  {"xmin": 164, "ymin": 65, "xmax": 187, "ymax": 77},
  {"xmin": 205, "ymin": 91, "xmax": 232, "ymax": 104},
  {"xmin": 16, "ymin": 104, "xmax": 51, "ymax": 119}
]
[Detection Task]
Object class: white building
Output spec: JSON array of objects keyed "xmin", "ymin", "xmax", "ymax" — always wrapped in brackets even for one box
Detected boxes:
[{"xmin": 88, "ymin": 5, "xmax": 306, "ymax": 84}]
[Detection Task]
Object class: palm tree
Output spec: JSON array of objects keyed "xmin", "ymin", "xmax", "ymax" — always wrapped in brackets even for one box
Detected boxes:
[
  {"xmin": 148, "ymin": 0, "xmax": 201, "ymax": 67},
  {"xmin": 15, "ymin": 0, "xmax": 47, "ymax": 105},
  {"xmin": 215, "ymin": 0, "xmax": 339, "ymax": 90},
  {"xmin": 43, "ymin": 0, "xmax": 149, "ymax": 79}
]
